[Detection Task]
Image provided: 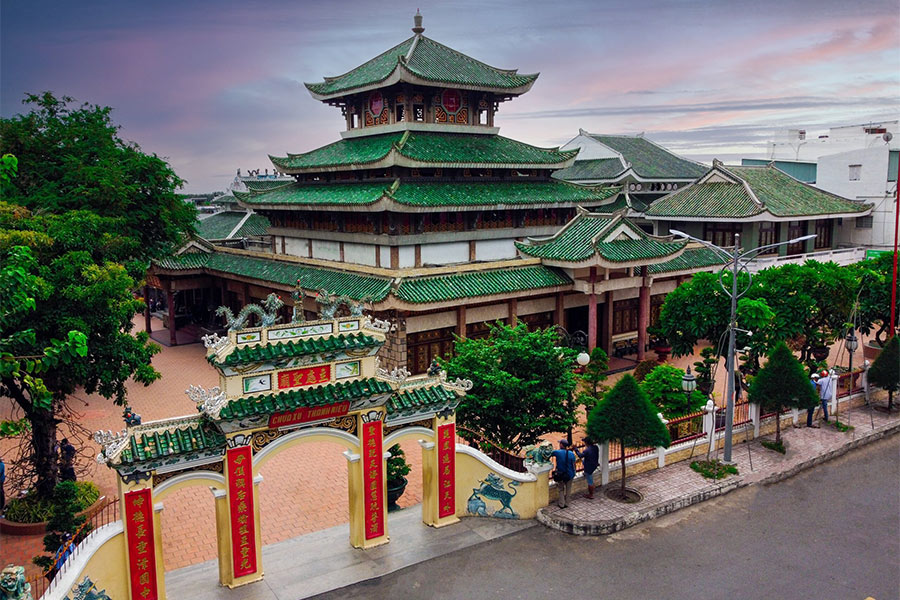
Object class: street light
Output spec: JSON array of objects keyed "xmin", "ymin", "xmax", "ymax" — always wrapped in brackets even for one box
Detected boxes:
[
  {"xmin": 670, "ymin": 230, "xmax": 817, "ymax": 463},
  {"xmin": 841, "ymin": 328, "xmax": 859, "ymax": 423},
  {"xmin": 566, "ymin": 351, "xmax": 591, "ymax": 445},
  {"xmin": 682, "ymin": 366, "xmax": 697, "ymax": 393}
]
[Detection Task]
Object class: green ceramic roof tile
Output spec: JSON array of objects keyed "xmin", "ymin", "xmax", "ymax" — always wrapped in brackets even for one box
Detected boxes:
[
  {"xmin": 214, "ymin": 333, "xmax": 382, "ymax": 367},
  {"xmin": 218, "ymin": 378, "xmax": 394, "ymax": 420},
  {"xmin": 552, "ymin": 158, "xmax": 625, "ymax": 181},
  {"xmin": 388, "ymin": 180, "xmax": 617, "ymax": 207},
  {"xmin": 517, "ymin": 212, "xmax": 685, "ymax": 263},
  {"xmin": 385, "ymin": 385, "xmax": 460, "ymax": 416},
  {"xmin": 649, "ymin": 247, "xmax": 728, "ymax": 274},
  {"xmin": 235, "ymin": 214, "xmax": 271, "ymax": 238},
  {"xmin": 235, "ymin": 182, "xmax": 388, "ymax": 207},
  {"xmin": 196, "ymin": 212, "xmax": 247, "ymax": 240},
  {"xmin": 305, "ymin": 35, "xmax": 537, "ymax": 97},
  {"xmin": 727, "ymin": 165, "xmax": 870, "ymax": 217},
  {"xmin": 119, "ymin": 420, "xmax": 226, "ymax": 466},
  {"xmin": 153, "ymin": 252, "xmax": 211, "ymax": 270},
  {"xmin": 394, "ymin": 266, "xmax": 571, "ymax": 303},
  {"xmin": 243, "ymin": 179, "xmax": 295, "ymax": 192},
  {"xmin": 645, "ymin": 182, "xmax": 761, "ymax": 218},
  {"xmin": 588, "ymin": 135, "xmax": 707, "ymax": 179},
  {"xmin": 270, "ymin": 132, "xmax": 575, "ymax": 171}
]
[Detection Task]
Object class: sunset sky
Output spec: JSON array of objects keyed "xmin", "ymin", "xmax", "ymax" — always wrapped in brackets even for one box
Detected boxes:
[{"xmin": 3, "ymin": 0, "xmax": 898, "ymax": 192}]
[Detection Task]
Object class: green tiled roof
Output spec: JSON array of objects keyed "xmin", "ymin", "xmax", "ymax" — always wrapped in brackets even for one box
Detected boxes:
[
  {"xmin": 646, "ymin": 164, "xmax": 871, "ymax": 219},
  {"xmin": 305, "ymin": 35, "xmax": 538, "ymax": 98},
  {"xmin": 386, "ymin": 385, "xmax": 460, "ymax": 417},
  {"xmin": 394, "ymin": 266, "xmax": 571, "ymax": 303},
  {"xmin": 235, "ymin": 214, "xmax": 271, "ymax": 238},
  {"xmin": 270, "ymin": 131, "xmax": 576, "ymax": 171},
  {"xmin": 119, "ymin": 420, "xmax": 226, "ymax": 466},
  {"xmin": 243, "ymin": 179, "xmax": 295, "ymax": 192},
  {"xmin": 516, "ymin": 212, "xmax": 685, "ymax": 263},
  {"xmin": 588, "ymin": 135, "xmax": 707, "ymax": 179},
  {"xmin": 218, "ymin": 378, "xmax": 394, "ymax": 420},
  {"xmin": 214, "ymin": 333, "xmax": 382, "ymax": 367},
  {"xmin": 236, "ymin": 179, "xmax": 618, "ymax": 209},
  {"xmin": 552, "ymin": 158, "xmax": 625, "ymax": 181},
  {"xmin": 649, "ymin": 247, "xmax": 728, "ymax": 274},
  {"xmin": 196, "ymin": 212, "xmax": 247, "ymax": 240},
  {"xmin": 152, "ymin": 252, "xmax": 392, "ymax": 301}
]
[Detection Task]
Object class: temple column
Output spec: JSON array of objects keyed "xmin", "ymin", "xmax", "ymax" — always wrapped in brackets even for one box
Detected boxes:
[
  {"xmin": 602, "ymin": 290, "xmax": 614, "ymax": 357},
  {"xmin": 509, "ymin": 298, "xmax": 518, "ymax": 327},
  {"xmin": 554, "ymin": 292, "xmax": 564, "ymax": 327},
  {"xmin": 588, "ymin": 267, "xmax": 598, "ymax": 352},
  {"xmin": 119, "ymin": 475, "xmax": 166, "ymax": 600},
  {"xmin": 420, "ymin": 415, "xmax": 459, "ymax": 528},
  {"xmin": 637, "ymin": 266, "xmax": 650, "ymax": 361},
  {"xmin": 143, "ymin": 285, "xmax": 152, "ymax": 334},
  {"xmin": 348, "ymin": 411, "xmax": 389, "ymax": 549},
  {"xmin": 456, "ymin": 305, "xmax": 466, "ymax": 339},
  {"xmin": 221, "ymin": 442, "xmax": 263, "ymax": 588},
  {"xmin": 166, "ymin": 285, "xmax": 177, "ymax": 347}
]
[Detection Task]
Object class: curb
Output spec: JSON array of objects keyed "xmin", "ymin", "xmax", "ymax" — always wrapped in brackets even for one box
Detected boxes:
[{"xmin": 537, "ymin": 419, "xmax": 900, "ymax": 536}]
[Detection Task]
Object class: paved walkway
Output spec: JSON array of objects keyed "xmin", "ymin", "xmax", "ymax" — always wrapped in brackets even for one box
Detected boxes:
[{"xmin": 538, "ymin": 398, "xmax": 899, "ymax": 535}]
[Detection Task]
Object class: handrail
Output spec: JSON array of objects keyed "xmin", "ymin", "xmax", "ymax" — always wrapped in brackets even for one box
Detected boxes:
[
  {"xmin": 455, "ymin": 425, "xmax": 527, "ymax": 472},
  {"xmin": 39, "ymin": 497, "xmax": 120, "ymax": 582}
]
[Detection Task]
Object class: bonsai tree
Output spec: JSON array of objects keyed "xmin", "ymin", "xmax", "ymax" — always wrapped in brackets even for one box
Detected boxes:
[
  {"xmin": 748, "ymin": 342, "xmax": 817, "ymax": 445},
  {"xmin": 33, "ymin": 481, "xmax": 90, "ymax": 577},
  {"xmin": 586, "ymin": 374, "xmax": 671, "ymax": 499},
  {"xmin": 640, "ymin": 364, "xmax": 707, "ymax": 418},
  {"xmin": 693, "ymin": 346, "xmax": 718, "ymax": 396},
  {"xmin": 868, "ymin": 335, "xmax": 899, "ymax": 411},
  {"xmin": 385, "ymin": 444, "xmax": 412, "ymax": 511}
]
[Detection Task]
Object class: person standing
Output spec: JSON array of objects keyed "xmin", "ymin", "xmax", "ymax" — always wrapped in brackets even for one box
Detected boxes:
[
  {"xmin": 806, "ymin": 373, "xmax": 821, "ymax": 427},
  {"xmin": 815, "ymin": 370, "xmax": 832, "ymax": 423},
  {"xmin": 551, "ymin": 439, "xmax": 576, "ymax": 509},
  {"xmin": 575, "ymin": 436, "xmax": 599, "ymax": 499},
  {"xmin": 60, "ymin": 439, "xmax": 77, "ymax": 482}
]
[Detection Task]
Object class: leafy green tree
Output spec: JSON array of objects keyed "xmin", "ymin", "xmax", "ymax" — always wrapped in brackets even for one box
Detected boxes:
[
  {"xmin": 868, "ymin": 335, "xmax": 899, "ymax": 411},
  {"xmin": 854, "ymin": 255, "xmax": 900, "ymax": 346},
  {"xmin": 574, "ymin": 347, "xmax": 609, "ymax": 432},
  {"xmin": 748, "ymin": 342, "xmax": 817, "ymax": 444},
  {"xmin": 640, "ymin": 364, "xmax": 707, "ymax": 418},
  {"xmin": 442, "ymin": 323, "xmax": 578, "ymax": 451},
  {"xmin": 586, "ymin": 374, "xmax": 670, "ymax": 498}
]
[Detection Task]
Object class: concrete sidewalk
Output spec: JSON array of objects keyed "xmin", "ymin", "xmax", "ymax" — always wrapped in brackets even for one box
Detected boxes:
[
  {"xmin": 538, "ymin": 401, "xmax": 900, "ymax": 535},
  {"xmin": 165, "ymin": 506, "xmax": 535, "ymax": 600}
]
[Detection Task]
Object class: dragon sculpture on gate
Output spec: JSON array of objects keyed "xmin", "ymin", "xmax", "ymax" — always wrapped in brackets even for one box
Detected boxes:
[{"xmin": 216, "ymin": 293, "xmax": 284, "ymax": 331}]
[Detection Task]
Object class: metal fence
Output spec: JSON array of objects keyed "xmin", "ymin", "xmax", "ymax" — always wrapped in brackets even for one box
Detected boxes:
[{"xmin": 455, "ymin": 426, "xmax": 527, "ymax": 473}]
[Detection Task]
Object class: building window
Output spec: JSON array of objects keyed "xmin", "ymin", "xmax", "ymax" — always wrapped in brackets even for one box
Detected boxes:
[
  {"xmin": 848, "ymin": 164, "xmax": 861, "ymax": 181},
  {"xmin": 395, "ymin": 104, "xmax": 405, "ymax": 122},
  {"xmin": 350, "ymin": 113, "xmax": 360, "ymax": 129},
  {"xmin": 407, "ymin": 327, "xmax": 456, "ymax": 374},
  {"xmin": 413, "ymin": 104, "xmax": 425, "ymax": 122},
  {"xmin": 855, "ymin": 216, "xmax": 874, "ymax": 229},
  {"xmin": 757, "ymin": 222, "xmax": 779, "ymax": 254},
  {"xmin": 814, "ymin": 219, "xmax": 832, "ymax": 249},
  {"xmin": 478, "ymin": 109, "xmax": 488, "ymax": 125},
  {"xmin": 786, "ymin": 221, "xmax": 808, "ymax": 255},
  {"xmin": 612, "ymin": 299, "xmax": 639, "ymax": 335},
  {"xmin": 703, "ymin": 222, "xmax": 742, "ymax": 248}
]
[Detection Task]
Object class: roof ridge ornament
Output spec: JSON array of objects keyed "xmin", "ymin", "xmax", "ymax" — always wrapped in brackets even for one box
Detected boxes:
[
  {"xmin": 412, "ymin": 9, "xmax": 425, "ymax": 35},
  {"xmin": 94, "ymin": 429, "xmax": 129, "ymax": 464},
  {"xmin": 187, "ymin": 385, "xmax": 227, "ymax": 419}
]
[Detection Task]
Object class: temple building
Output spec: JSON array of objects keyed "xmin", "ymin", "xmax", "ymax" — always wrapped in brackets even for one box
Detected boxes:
[{"xmin": 146, "ymin": 13, "xmax": 868, "ymax": 372}]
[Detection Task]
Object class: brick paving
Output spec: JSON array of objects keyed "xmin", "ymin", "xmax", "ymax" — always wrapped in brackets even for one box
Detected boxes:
[{"xmin": 540, "ymin": 395, "xmax": 899, "ymax": 532}]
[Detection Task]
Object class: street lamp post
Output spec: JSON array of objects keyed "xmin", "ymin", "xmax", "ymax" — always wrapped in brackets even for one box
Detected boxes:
[
  {"xmin": 670, "ymin": 230, "xmax": 817, "ymax": 463},
  {"xmin": 567, "ymin": 350, "xmax": 591, "ymax": 445},
  {"xmin": 842, "ymin": 328, "xmax": 859, "ymax": 424}
]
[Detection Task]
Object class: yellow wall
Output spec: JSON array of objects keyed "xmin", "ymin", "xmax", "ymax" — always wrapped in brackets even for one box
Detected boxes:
[
  {"xmin": 454, "ymin": 448, "xmax": 549, "ymax": 520},
  {"xmin": 57, "ymin": 529, "xmax": 130, "ymax": 600}
]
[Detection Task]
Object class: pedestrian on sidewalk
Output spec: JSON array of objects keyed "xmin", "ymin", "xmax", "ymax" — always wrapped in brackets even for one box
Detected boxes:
[
  {"xmin": 815, "ymin": 370, "xmax": 832, "ymax": 423},
  {"xmin": 575, "ymin": 437, "xmax": 599, "ymax": 499},
  {"xmin": 551, "ymin": 439, "xmax": 576, "ymax": 509},
  {"xmin": 807, "ymin": 373, "xmax": 821, "ymax": 428}
]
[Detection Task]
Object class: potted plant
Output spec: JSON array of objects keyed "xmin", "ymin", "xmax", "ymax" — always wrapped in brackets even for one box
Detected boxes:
[
  {"xmin": 647, "ymin": 325, "xmax": 671, "ymax": 362},
  {"xmin": 386, "ymin": 444, "xmax": 411, "ymax": 512},
  {"xmin": 693, "ymin": 346, "xmax": 717, "ymax": 396}
]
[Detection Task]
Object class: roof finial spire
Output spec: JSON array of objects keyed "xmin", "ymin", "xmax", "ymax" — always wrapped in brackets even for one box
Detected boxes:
[{"xmin": 412, "ymin": 9, "xmax": 424, "ymax": 35}]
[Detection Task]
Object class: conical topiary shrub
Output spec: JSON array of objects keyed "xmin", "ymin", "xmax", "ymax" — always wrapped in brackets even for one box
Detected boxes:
[
  {"xmin": 749, "ymin": 341, "xmax": 817, "ymax": 445},
  {"xmin": 868, "ymin": 335, "xmax": 899, "ymax": 411}
]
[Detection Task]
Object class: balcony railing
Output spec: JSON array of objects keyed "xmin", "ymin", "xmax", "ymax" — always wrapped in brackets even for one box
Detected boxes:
[{"xmin": 746, "ymin": 246, "xmax": 865, "ymax": 272}]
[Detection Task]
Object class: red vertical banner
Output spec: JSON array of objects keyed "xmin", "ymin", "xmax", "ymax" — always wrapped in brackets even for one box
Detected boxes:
[
  {"xmin": 124, "ymin": 488, "xmax": 158, "ymax": 600},
  {"xmin": 226, "ymin": 446, "xmax": 257, "ymax": 578},
  {"xmin": 437, "ymin": 423, "xmax": 456, "ymax": 518},
  {"xmin": 361, "ymin": 420, "xmax": 385, "ymax": 540}
]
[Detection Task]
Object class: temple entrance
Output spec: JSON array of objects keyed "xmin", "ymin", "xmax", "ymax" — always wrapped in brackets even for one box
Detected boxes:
[{"xmin": 157, "ymin": 484, "xmax": 218, "ymax": 572}]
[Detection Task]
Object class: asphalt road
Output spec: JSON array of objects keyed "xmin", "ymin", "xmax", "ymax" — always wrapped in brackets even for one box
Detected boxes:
[{"xmin": 313, "ymin": 435, "xmax": 900, "ymax": 600}]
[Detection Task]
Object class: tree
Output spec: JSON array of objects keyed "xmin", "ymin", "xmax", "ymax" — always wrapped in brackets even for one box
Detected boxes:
[
  {"xmin": 748, "ymin": 342, "xmax": 817, "ymax": 444},
  {"xmin": 854, "ymin": 255, "xmax": 900, "ymax": 346},
  {"xmin": 640, "ymin": 364, "xmax": 707, "ymax": 418},
  {"xmin": 868, "ymin": 335, "xmax": 899, "ymax": 411},
  {"xmin": 0, "ymin": 93, "xmax": 191, "ymax": 499},
  {"xmin": 442, "ymin": 323, "xmax": 578, "ymax": 452},
  {"xmin": 573, "ymin": 347, "xmax": 609, "ymax": 439},
  {"xmin": 586, "ymin": 374, "xmax": 670, "ymax": 498}
]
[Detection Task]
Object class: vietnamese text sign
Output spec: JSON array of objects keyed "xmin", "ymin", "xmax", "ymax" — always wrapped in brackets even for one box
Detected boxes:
[
  {"xmin": 268, "ymin": 401, "xmax": 350, "ymax": 429},
  {"xmin": 125, "ymin": 488, "xmax": 158, "ymax": 600},
  {"xmin": 362, "ymin": 420, "xmax": 385, "ymax": 540},
  {"xmin": 277, "ymin": 365, "xmax": 331, "ymax": 390},
  {"xmin": 227, "ymin": 446, "xmax": 257, "ymax": 578},
  {"xmin": 437, "ymin": 423, "xmax": 456, "ymax": 518}
]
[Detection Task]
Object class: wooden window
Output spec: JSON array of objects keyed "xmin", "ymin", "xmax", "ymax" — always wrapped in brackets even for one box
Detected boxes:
[
  {"xmin": 413, "ymin": 104, "xmax": 425, "ymax": 122},
  {"xmin": 814, "ymin": 219, "xmax": 832, "ymax": 249},
  {"xmin": 408, "ymin": 327, "xmax": 456, "ymax": 374},
  {"xmin": 703, "ymin": 222, "xmax": 742, "ymax": 248},
  {"xmin": 613, "ymin": 299, "xmax": 639, "ymax": 335},
  {"xmin": 650, "ymin": 295, "xmax": 665, "ymax": 327},
  {"xmin": 519, "ymin": 311, "xmax": 554, "ymax": 331},
  {"xmin": 757, "ymin": 222, "xmax": 779, "ymax": 254},
  {"xmin": 786, "ymin": 221, "xmax": 808, "ymax": 255}
]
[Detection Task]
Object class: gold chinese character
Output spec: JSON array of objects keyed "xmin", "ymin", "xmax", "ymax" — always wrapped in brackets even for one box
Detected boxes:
[
  {"xmin": 140, "ymin": 587, "xmax": 151, "ymax": 598},
  {"xmin": 238, "ymin": 501, "xmax": 247, "ymax": 512},
  {"xmin": 139, "ymin": 572, "xmax": 150, "ymax": 584},
  {"xmin": 238, "ymin": 514, "xmax": 248, "ymax": 525},
  {"xmin": 132, "ymin": 496, "xmax": 145, "ymax": 507},
  {"xmin": 137, "ymin": 558, "xmax": 148, "ymax": 570},
  {"xmin": 233, "ymin": 453, "xmax": 245, "ymax": 465},
  {"xmin": 136, "ymin": 541, "xmax": 148, "ymax": 554},
  {"xmin": 135, "ymin": 524, "xmax": 147, "ymax": 538},
  {"xmin": 132, "ymin": 511, "xmax": 145, "ymax": 523},
  {"xmin": 235, "ymin": 466, "xmax": 245, "ymax": 476},
  {"xmin": 240, "ymin": 558, "xmax": 251, "ymax": 570}
]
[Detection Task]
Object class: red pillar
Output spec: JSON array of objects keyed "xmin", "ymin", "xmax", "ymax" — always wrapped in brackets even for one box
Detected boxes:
[
  {"xmin": 588, "ymin": 267, "xmax": 598, "ymax": 352},
  {"xmin": 167, "ymin": 286, "xmax": 177, "ymax": 347},
  {"xmin": 143, "ymin": 285, "xmax": 152, "ymax": 334},
  {"xmin": 637, "ymin": 266, "xmax": 650, "ymax": 360}
]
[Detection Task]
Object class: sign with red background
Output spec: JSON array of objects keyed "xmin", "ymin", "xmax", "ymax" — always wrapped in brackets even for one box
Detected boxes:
[
  {"xmin": 441, "ymin": 89, "xmax": 461, "ymax": 113},
  {"xmin": 124, "ymin": 488, "xmax": 158, "ymax": 600},
  {"xmin": 268, "ymin": 401, "xmax": 350, "ymax": 429},
  {"xmin": 277, "ymin": 365, "xmax": 331, "ymax": 390},
  {"xmin": 368, "ymin": 91, "xmax": 384, "ymax": 116},
  {"xmin": 362, "ymin": 420, "xmax": 385, "ymax": 540},
  {"xmin": 227, "ymin": 446, "xmax": 257, "ymax": 578},
  {"xmin": 437, "ymin": 423, "xmax": 456, "ymax": 518}
]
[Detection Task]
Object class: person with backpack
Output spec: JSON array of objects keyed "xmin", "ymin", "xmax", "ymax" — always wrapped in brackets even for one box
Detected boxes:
[
  {"xmin": 551, "ymin": 439, "xmax": 576, "ymax": 508},
  {"xmin": 575, "ymin": 436, "xmax": 599, "ymax": 499}
]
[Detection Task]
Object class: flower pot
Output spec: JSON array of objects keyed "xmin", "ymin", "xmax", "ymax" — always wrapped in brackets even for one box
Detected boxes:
[
  {"xmin": 811, "ymin": 346, "xmax": 830, "ymax": 362},
  {"xmin": 386, "ymin": 477, "xmax": 408, "ymax": 512},
  {"xmin": 0, "ymin": 495, "xmax": 106, "ymax": 536},
  {"xmin": 698, "ymin": 381, "xmax": 713, "ymax": 396},
  {"xmin": 863, "ymin": 340, "xmax": 882, "ymax": 362},
  {"xmin": 654, "ymin": 345, "xmax": 672, "ymax": 362}
]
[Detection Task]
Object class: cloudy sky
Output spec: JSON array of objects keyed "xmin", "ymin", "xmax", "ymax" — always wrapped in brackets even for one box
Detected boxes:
[{"xmin": 2, "ymin": 0, "xmax": 898, "ymax": 192}]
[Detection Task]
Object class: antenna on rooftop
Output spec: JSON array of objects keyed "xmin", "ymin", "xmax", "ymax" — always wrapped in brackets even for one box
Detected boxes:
[{"xmin": 412, "ymin": 9, "xmax": 424, "ymax": 35}]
